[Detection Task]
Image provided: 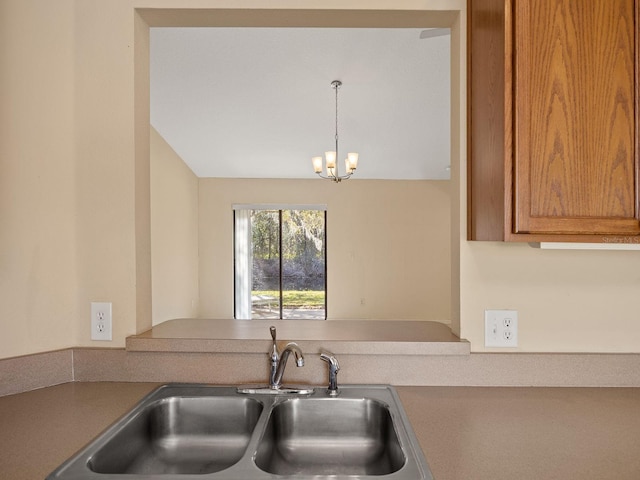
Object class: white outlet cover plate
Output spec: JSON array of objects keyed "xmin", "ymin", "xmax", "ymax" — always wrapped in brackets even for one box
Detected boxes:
[
  {"xmin": 91, "ymin": 302, "xmax": 112, "ymax": 341},
  {"xmin": 485, "ymin": 309, "xmax": 518, "ymax": 348}
]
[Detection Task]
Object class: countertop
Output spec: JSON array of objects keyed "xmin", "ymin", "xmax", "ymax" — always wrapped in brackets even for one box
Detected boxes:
[
  {"xmin": 1, "ymin": 382, "xmax": 640, "ymax": 480},
  {"xmin": 126, "ymin": 318, "xmax": 470, "ymax": 355}
]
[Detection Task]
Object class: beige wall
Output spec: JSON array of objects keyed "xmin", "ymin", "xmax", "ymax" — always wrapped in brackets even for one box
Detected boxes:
[
  {"xmin": 198, "ymin": 179, "xmax": 452, "ymax": 321},
  {"xmin": 460, "ymin": 242, "xmax": 640, "ymax": 352},
  {"xmin": 3, "ymin": 0, "xmax": 640, "ymax": 360},
  {"xmin": 74, "ymin": 1, "xmax": 145, "ymax": 348},
  {"xmin": 150, "ymin": 128, "xmax": 199, "ymax": 325},
  {"xmin": 1, "ymin": 0, "xmax": 146, "ymax": 357},
  {"xmin": 0, "ymin": 0, "xmax": 78, "ymax": 358}
]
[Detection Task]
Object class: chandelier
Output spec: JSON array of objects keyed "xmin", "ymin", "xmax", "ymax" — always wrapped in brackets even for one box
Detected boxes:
[{"xmin": 311, "ymin": 80, "xmax": 359, "ymax": 182}]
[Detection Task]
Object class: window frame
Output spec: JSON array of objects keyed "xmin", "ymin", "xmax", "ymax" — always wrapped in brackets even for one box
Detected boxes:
[{"xmin": 232, "ymin": 204, "xmax": 327, "ymax": 320}]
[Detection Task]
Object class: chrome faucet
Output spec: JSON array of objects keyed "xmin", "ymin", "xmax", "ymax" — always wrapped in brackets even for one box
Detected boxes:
[
  {"xmin": 269, "ymin": 326, "xmax": 304, "ymax": 389},
  {"xmin": 320, "ymin": 351, "xmax": 340, "ymax": 396}
]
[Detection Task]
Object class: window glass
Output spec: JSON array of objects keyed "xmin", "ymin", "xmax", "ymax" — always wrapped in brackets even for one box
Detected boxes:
[{"xmin": 234, "ymin": 208, "xmax": 326, "ymax": 320}]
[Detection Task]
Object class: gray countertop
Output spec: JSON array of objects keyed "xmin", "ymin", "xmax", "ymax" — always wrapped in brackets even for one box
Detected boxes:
[{"xmin": 1, "ymin": 382, "xmax": 640, "ymax": 480}]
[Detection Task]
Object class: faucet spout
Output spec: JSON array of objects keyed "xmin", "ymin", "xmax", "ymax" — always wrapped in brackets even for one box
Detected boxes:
[{"xmin": 272, "ymin": 342, "xmax": 304, "ymax": 388}]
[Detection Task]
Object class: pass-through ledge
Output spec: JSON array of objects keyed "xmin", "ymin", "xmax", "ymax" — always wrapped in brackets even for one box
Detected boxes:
[{"xmin": 126, "ymin": 319, "xmax": 470, "ymax": 355}]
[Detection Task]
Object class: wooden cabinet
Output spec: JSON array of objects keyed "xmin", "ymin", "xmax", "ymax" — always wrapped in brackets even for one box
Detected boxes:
[{"xmin": 468, "ymin": 0, "xmax": 640, "ymax": 243}]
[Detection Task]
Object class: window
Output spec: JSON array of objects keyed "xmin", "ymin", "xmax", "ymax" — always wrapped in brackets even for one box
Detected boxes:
[{"xmin": 233, "ymin": 205, "xmax": 326, "ymax": 320}]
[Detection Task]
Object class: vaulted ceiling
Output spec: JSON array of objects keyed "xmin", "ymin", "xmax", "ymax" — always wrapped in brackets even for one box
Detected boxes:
[{"xmin": 150, "ymin": 27, "xmax": 450, "ymax": 180}]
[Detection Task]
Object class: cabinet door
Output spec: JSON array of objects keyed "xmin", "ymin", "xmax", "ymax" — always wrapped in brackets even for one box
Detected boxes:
[{"xmin": 514, "ymin": 0, "xmax": 640, "ymax": 235}]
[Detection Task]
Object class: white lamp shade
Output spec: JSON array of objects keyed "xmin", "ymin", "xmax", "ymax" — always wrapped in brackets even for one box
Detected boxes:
[
  {"xmin": 312, "ymin": 156, "xmax": 323, "ymax": 173},
  {"xmin": 347, "ymin": 152, "xmax": 359, "ymax": 171},
  {"xmin": 325, "ymin": 151, "xmax": 336, "ymax": 169}
]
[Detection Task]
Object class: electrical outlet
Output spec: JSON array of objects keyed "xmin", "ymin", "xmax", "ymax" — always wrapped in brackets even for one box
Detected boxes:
[
  {"xmin": 91, "ymin": 302, "xmax": 112, "ymax": 341},
  {"xmin": 485, "ymin": 310, "xmax": 518, "ymax": 347}
]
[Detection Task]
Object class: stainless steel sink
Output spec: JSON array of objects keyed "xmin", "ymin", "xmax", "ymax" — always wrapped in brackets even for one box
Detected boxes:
[
  {"xmin": 47, "ymin": 384, "xmax": 433, "ymax": 480},
  {"xmin": 255, "ymin": 398, "xmax": 405, "ymax": 475},
  {"xmin": 88, "ymin": 396, "xmax": 263, "ymax": 474}
]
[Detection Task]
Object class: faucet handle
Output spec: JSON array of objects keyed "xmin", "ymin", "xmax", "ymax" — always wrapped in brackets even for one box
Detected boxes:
[
  {"xmin": 268, "ymin": 326, "xmax": 279, "ymax": 387},
  {"xmin": 269, "ymin": 326, "xmax": 278, "ymax": 360},
  {"xmin": 320, "ymin": 351, "xmax": 340, "ymax": 396}
]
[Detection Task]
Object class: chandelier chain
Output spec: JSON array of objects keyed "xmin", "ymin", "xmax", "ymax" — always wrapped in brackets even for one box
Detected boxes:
[{"xmin": 334, "ymin": 81, "xmax": 339, "ymax": 162}]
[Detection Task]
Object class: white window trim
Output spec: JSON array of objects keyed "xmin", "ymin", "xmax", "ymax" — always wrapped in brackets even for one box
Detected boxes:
[{"xmin": 232, "ymin": 203, "xmax": 326, "ymax": 211}]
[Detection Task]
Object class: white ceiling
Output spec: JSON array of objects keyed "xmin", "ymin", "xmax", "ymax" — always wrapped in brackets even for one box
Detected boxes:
[{"xmin": 150, "ymin": 27, "xmax": 450, "ymax": 180}]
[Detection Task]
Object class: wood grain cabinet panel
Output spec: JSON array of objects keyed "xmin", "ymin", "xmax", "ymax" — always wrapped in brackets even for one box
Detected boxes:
[{"xmin": 468, "ymin": 0, "xmax": 640, "ymax": 242}]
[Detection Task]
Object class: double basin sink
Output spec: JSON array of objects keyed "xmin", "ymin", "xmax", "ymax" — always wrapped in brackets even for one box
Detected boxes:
[{"xmin": 47, "ymin": 384, "xmax": 433, "ymax": 479}]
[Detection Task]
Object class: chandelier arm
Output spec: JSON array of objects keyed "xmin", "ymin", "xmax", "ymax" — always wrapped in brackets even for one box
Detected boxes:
[
  {"xmin": 315, "ymin": 172, "xmax": 343, "ymax": 183},
  {"xmin": 315, "ymin": 170, "xmax": 353, "ymax": 182}
]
